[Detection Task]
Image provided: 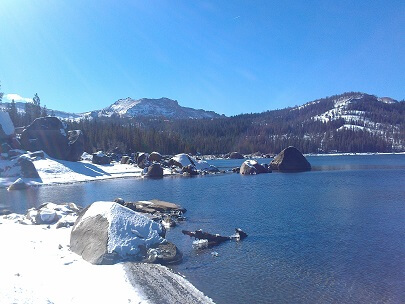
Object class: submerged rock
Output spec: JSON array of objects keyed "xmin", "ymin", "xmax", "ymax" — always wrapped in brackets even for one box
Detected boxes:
[
  {"xmin": 269, "ymin": 146, "xmax": 311, "ymax": 172},
  {"xmin": 70, "ymin": 201, "xmax": 165, "ymax": 265}
]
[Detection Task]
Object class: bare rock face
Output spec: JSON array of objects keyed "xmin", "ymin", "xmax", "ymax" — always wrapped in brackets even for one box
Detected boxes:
[
  {"xmin": 269, "ymin": 146, "xmax": 311, "ymax": 172},
  {"xmin": 70, "ymin": 202, "xmax": 165, "ymax": 265}
]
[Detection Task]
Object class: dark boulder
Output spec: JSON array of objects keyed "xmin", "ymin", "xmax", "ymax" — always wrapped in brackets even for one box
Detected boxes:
[
  {"xmin": 18, "ymin": 156, "xmax": 40, "ymax": 178},
  {"xmin": 20, "ymin": 117, "xmax": 70, "ymax": 160},
  {"xmin": 182, "ymin": 164, "xmax": 198, "ymax": 176},
  {"xmin": 92, "ymin": 152, "xmax": 111, "ymax": 165},
  {"xmin": 146, "ymin": 163, "xmax": 164, "ymax": 178},
  {"xmin": 148, "ymin": 151, "xmax": 162, "ymax": 162},
  {"xmin": 67, "ymin": 130, "xmax": 84, "ymax": 161},
  {"xmin": 137, "ymin": 152, "xmax": 149, "ymax": 169},
  {"xmin": 269, "ymin": 146, "xmax": 311, "ymax": 172},
  {"xmin": 146, "ymin": 242, "xmax": 183, "ymax": 265},
  {"xmin": 121, "ymin": 156, "xmax": 130, "ymax": 164},
  {"xmin": 229, "ymin": 152, "xmax": 244, "ymax": 159}
]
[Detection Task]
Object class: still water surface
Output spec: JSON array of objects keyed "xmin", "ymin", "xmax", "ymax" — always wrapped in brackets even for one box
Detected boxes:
[{"xmin": 1, "ymin": 155, "xmax": 404, "ymax": 303}]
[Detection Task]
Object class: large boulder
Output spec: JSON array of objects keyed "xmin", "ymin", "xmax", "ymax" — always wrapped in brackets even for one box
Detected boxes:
[
  {"xmin": 67, "ymin": 130, "xmax": 84, "ymax": 161},
  {"xmin": 229, "ymin": 152, "xmax": 244, "ymax": 159},
  {"xmin": 240, "ymin": 160, "xmax": 270, "ymax": 175},
  {"xmin": 148, "ymin": 151, "xmax": 162, "ymax": 162},
  {"xmin": 18, "ymin": 156, "xmax": 40, "ymax": 178},
  {"xmin": 20, "ymin": 117, "xmax": 69, "ymax": 160},
  {"xmin": 270, "ymin": 146, "xmax": 311, "ymax": 172},
  {"xmin": 137, "ymin": 152, "xmax": 149, "ymax": 169},
  {"xmin": 92, "ymin": 151, "xmax": 111, "ymax": 165},
  {"xmin": 70, "ymin": 201, "xmax": 165, "ymax": 265},
  {"xmin": 146, "ymin": 163, "xmax": 164, "ymax": 178},
  {"xmin": 169, "ymin": 153, "xmax": 195, "ymax": 168}
]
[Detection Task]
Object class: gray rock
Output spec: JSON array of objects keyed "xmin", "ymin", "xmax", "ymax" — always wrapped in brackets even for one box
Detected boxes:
[
  {"xmin": 270, "ymin": 146, "xmax": 311, "ymax": 172},
  {"xmin": 70, "ymin": 202, "xmax": 165, "ymax": 265},
  {"xmin": 67, "ymin": 130, "xmax": 84, "ymax": 161},
  {"xmin": 240, "ymin": 160, "xmax": 270, "ymax": 175},
  {"xmin": 7, "ymin": 178, "xmax": 29, "ymax": 190},
  {"xmin": 121, "ymin": 156, "xmax": 130, "ymax": 164},
  {"xmin": 146, "ymin": 163, "xmax": 164, "ymax": 178},
  {"xmin": 70, "ymin": 213, "xmax": 114, "ymax": 264},
  {"xmin": 137, "ymin": 152, "xmax": 149, "ymax": 169},
  {"xmin": 1, "ymin": 143, "xmax": 12, "ymax": 154},
  {"xmin": 18, "ymin": 156, "xmax": 40, "ymax": 178},
  {"xmin": 92, "ymin": 152, "xmax": 111, "ymax": 165},
  {"xmin": 148, "ymin": 152, "xmax": 162, "ymax": 162},
  {"xmin": 229, "ymin": 152, "xmax": 244, "ymax": 159},
  {"xmin": 182, "ymin": 164, "xmax": 198, "ymax": 175}
]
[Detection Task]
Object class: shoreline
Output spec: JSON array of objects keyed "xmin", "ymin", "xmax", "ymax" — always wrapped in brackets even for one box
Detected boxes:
[
  {"xmin": 1, "ymin": 152, "xmax": 404, "ymax": 189},
  {"xmin": 0, "ymin": 214, "xmax": 214, "ymax": 304}
]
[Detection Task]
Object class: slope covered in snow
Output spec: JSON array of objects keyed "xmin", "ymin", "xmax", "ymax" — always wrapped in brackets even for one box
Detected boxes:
[{"xmin": 87, "ymin": 97, "xmax": 222, "ymax": 119}]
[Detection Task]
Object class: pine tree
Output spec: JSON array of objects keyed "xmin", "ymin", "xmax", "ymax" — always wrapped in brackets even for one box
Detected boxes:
[
  {"xmin": 7, "ymin": 99, "xmax": 18, "ymax": 125},
  {"xmin": 41, "ymin": 105, "xmax": 48, "ymax": 117},
  {"xmin": 32, "ymin": 93, "xmax": 41, "ymax": 119}
]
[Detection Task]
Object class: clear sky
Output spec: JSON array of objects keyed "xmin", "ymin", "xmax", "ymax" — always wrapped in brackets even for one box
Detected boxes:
[{"xmin": 0, "ymin": 0, "xmax": 404, "ymax": 116}]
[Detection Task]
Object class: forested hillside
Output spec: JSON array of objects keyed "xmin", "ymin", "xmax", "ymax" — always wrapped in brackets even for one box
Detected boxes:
[{"xmin": 3, "ymin": 92, "xmax": 404, "ymax": 154}]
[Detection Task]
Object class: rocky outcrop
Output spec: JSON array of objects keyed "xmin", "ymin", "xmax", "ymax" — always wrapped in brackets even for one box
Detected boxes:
[
  {"xmin": 0, "ymin": 112, "xmax": 15, "ymax": 141},
  {"xmin": 121, "ymin": 155, "xmax": 130, "ymax": 164},
  {"xmin": 182, "ymin": 164, "xmax": 198, "ymax": 176},
  {"xmin": 229, "ymin": 152, "xmax": 244, "ymax": 159},
  {"xmin": 270, "ymin": 146, "xmax": 311, "ymax": 172},
  {"xmin": 92, "ymin": 151, "xmax": 111, "ymax": 165},
  {"xmin": 70, "ymin": 201, "xmax": 165, "ymax": 265},
  {"xmin": 240, "ymin": 160, "xmax": 271, "ymax": 175},
  {"xmin": 146, "ymin": 163, "xmax": 164, "ymax": 178},
  {"xmin": 20, "ymin": 117, "xmax": 84, "ymax": 161}
]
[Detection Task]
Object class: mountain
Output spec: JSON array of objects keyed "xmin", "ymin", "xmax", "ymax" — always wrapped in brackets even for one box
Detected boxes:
[
  {"xmin": 2, "ymin": 92, "xmax": 404, "ymax": 154},
  {"xmin": 83, "ymin": 97, "xmax": 222, "ymax": 120}
]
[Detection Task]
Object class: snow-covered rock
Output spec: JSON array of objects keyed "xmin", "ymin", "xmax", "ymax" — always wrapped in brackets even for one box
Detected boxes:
[
  {"xmin": 70, "ymin": 201, "xmax": 165, "ymax": 264},
  {"xmin": 240, "ymin": 160, "xmax": 270, "ymax": 175},
  {"xmin": 171, "ymin": 153, "xmax": 195, "ymax": 168}
]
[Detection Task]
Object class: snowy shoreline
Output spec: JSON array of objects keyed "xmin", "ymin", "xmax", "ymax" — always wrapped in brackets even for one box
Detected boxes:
[{"xmin": 0, "ymin": 210, "xmax": 214, "ymax": 304}]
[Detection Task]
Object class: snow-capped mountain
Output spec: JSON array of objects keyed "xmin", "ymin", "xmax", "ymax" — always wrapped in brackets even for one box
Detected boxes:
[{"xmin": 83, "ymin": 97, "xmax": 222, "ymax": 119}]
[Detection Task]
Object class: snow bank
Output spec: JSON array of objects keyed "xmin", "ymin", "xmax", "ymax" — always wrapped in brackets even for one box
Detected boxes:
[{"xmin": 0, "ymin": 215, "xmax": 148, "ymax": 304}]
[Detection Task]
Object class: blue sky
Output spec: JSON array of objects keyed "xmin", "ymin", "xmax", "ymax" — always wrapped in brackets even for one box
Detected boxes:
[{"xmin": 0, "ymin": 0, "xmax": 404, "ymax": 116}]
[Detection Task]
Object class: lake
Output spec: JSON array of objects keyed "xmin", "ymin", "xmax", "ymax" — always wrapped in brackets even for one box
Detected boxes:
[{"xmin": 1, "ymin": 154, "xmax": 404, "ymax": 303}]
